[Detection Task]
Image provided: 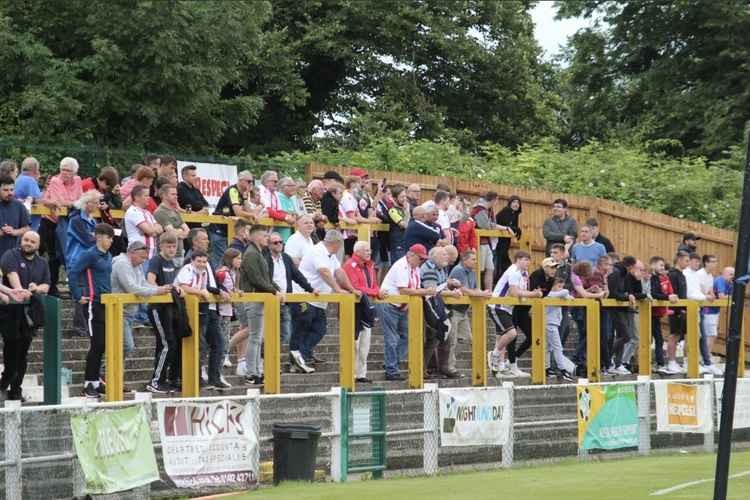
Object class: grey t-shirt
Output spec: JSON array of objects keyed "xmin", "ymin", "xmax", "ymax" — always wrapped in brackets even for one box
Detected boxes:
[{"xmin": 448, "ymin": 263, "xmax": 476, "ymax": 312}]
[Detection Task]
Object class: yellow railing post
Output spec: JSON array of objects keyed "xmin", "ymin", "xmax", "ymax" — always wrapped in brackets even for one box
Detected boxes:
[
  {"xmin": 339, "ymin": 295, "xmax": 356, "ymax": 391},
  {"xmin": 356, "ymin": 225, "xmax": 371, "ymax": 244},
  {"xmin": 263, "ymin": 294, "xmax": 282, "ymax": 394},
  {"xmin": 686, "ymin": 301, "xmax": 700, "ymax": 378},
  {"xmin": 104, "ymin": 301, "xmax": 124, "ymax": 402},
  {"xmin": 408, "ymin": 296, "xmax": 424, "ymax": 389},
  {"xmin": 474, "ymin": 232, "xmax": 482, "ymax": 286},
  {"xmin": 182, "ymin": 295, "xmax": 201, "ymax": 397},
  {"xmin": 586, "ymin": 300, "xmax": 601, "ymax": 382},
  {"xmin": 531, "ymin": 301, "xmax": 546, "ymax": 385},
  {"xmin": 638, "ymin": 301, "xmax": 652, "ymax": 377},
  {"xmin": 470, "ymin": 297, "xmax": 488, "ymax": 386}
]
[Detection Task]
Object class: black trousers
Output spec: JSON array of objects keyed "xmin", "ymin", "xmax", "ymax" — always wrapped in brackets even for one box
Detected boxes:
[
  {"xmin": 148, "ymin": 305, "xmax": 181, "ymax": 385},
  {"xmin": 1, "ymin": 334, "xmax": 32, "ymax": 392},
  {"xmin": 39, "ymin": 218, "xmax": 63, "ymax": 295},
  {"xmin": 508, "ymin": 306, "xmax": 532, "ymax": 363},
  {"xmin": 84, "ymin": 302, "xmax": 106, "ymax": 382}
]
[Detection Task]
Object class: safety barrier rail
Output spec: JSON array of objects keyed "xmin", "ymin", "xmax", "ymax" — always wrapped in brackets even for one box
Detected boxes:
[
  {"xmin": 101, "ymin": 290, "xmax": 732, "ymax": 401},
  {"xmin": 30, "ymin": 205, "xmax": 389, "ymax": 243}
]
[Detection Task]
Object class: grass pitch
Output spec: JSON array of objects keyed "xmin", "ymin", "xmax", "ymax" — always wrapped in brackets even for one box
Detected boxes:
[{"xmin": 236, "ymin": 450, "xmax": 750, "ymax": 499}]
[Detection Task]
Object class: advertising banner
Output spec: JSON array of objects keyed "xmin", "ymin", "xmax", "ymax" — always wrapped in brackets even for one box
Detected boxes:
[
  {"xmin": 715, "ymin": 379, "xmax": 750, "ymax": 429},
  {"xmin": 71, "ymin": 405, "xmax": 159, "ymax": 495},
  {"xmin": 439, "ymin": 387, "xmax": 511, "ymax": 447},
  {"xmin": 655, "ymin": 382, "xmax": 713, "ymax": 433},
  {"xmin": 157, "ymin": 400, "xmax": 258, "ymax": 489},
  {"xmin": 577, "ymin": 384, "xmax": 638, "ymax": 450},
  {"xmin": 176, "ymin": 160, "xmax": 238, "ymax": 212}
]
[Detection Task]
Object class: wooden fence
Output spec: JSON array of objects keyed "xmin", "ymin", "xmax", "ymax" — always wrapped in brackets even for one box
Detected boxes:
[{"xmin": 306, "ymin": 162, "xmax": 745, "ymax": 358}]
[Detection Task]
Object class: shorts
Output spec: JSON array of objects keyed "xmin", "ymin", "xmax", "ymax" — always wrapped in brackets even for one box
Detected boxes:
[
  {"xmin": 669, "ymin": 312, "xmax": 686, "ymax": 339},
  {"xmin": 490, "ymin": 307, "xmax": 515, "ymax": 335},
  {"xmin": 479, "ymin": 244, "xmax": 494, "ymax": 272},
  {"xmin": 702, "ymin": 313, "xmax": 719, "ymax": 337},
  {"xmin": 235, "ymin": 302, "xmax": 248, "ymax": 327}
]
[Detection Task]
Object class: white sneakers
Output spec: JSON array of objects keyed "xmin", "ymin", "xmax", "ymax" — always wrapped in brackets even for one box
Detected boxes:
[
  {"xmin": 223, "ymin": 356, "xmax": 232, "ymax": 368},
  {"xmin": 290, "ymin": 350, "xmax": 315, "ymax": 374},
  {"xmin": 487, "ymin": 351, "xmax": 501, "ymax": 375},
  {"xmin": 235, "ymin": 359, "xmax": 247, "ymax": 377},
  {"xmin": 665, "ymin": 361, "xmax": 683, "ymax": 374},
  {"xmin": 200, "ymin": 365, "xmax": 208, "ymax": 383},
  {"xmin": 508, "ymin": 363, "xmax": 529, "ymax": 378},
  {"xmin": 613, "ymin": 365, "xmax": 631, "ymax": 375}
]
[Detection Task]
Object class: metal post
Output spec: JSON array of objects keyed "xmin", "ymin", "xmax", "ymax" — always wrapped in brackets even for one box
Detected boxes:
[
  {"xmin": 638, "ymin": 301, "xmax": 652, "ymax": 377},
  {"xmin": 408, "ymin": 296, "xmax": 424, "ymax": 389},
  {"xmin": 502, "ymin": 382, "xmax": 514, "ymax": 468},
  {"xmin": 586, "ymin": 301, "xmax": 601, "ymax": 382},
  {"xmin": 133, "ymin": 392, "xmax": 153, "ymax": 499},
  {"xmin": 423, "ymin": 383, "xmax": 439, "ymax": 475},
  {"xmin": 531, "ymin": 301, "xmax": 546, "ymax": 384},
  {"xmin": 5, "ymin": 400, "xmax": 22, "ymax": 500},
  {"xmin": 714, "ymin": 132, "xmax": 750, "ymax": 500},
  {"xmin": 42, "ymin": 295, "xmax": 62, "ymax": 404},
  {"xmin": 263, "ymin": 295, "xmax": 282, "ymax": 395},
  {"xmin": 330, "ymin": 387, "xmax": 344, "ymax": 482},
  {"xmin": 339, "ymin": 295, "xmax": 356, "ymax": 391},
  {"xmin": 182, "ymin": 295, "xmax": 201, "ymax": 397},
  {"xmin": 104, "ymin": 300, "xmax": 125, "ymax": 402},
  {"xmin": 470, "ymin": 297, "xmax": 487, "ymax": 386},
  {"xmin": 577, "ymin": 378, "xmax": 589, "ymax": 460},
  {"xmin": 686, "ymin": 301, "xmax": 700, "ymax": 379},
  {"xmin": 636, "ymin": 375, "xmax": 651, "ymax": 455},
  {"xmin": 356, "ymin": 224, "xmax": 371, "ymax": 244},
  {"xmin": 246, "ymin": 388, "xmax": 261, "ymax": 483},
  {"xmin": 704, "ymin": 374, "xmax": 715, "ymax": 453}
]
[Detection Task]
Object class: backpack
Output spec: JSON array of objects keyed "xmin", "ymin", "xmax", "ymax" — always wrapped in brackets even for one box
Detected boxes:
[{"xmin": 457, "ymin": 218, "xmax": 477, "ymax": 254}]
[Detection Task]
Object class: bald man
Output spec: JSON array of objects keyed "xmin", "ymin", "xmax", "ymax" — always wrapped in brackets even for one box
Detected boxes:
[{"xmin": 0, "ymin": 231, "xmax": 49, "ymax": 401}]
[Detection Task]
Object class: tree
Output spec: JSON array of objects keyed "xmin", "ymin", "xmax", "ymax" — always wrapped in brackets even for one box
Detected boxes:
[{"xmin": 557, "ymin": 0, "xmax": 750, "ymax": 159}]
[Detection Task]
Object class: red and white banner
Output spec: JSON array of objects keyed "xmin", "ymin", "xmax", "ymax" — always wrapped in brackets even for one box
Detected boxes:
[
  {"xmin": 157, "ymin": 400, "xmax": 258, "ymax": 489},
  {"xmin": 177, "ymin": 160, "xmax": 238, "ymax": 212}
]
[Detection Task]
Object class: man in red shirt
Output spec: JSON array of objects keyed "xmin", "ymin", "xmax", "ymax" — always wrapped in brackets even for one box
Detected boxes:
[{"xmin": 342, "ymin": 240, "xmax": 388, "ymax": 383}]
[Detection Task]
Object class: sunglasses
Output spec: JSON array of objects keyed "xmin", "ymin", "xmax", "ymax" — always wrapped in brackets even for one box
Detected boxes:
[{"xmin": 270, "ymin": 240, "xmax": 283, "ymax": 245}]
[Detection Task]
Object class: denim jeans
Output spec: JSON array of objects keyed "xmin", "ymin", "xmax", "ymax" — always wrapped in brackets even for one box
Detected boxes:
[
  {"xmin": 244, "ymin": 302, "xmax": 265, "ymax": 377},
  {"xmin": 208, "ymin": 229, "xmax": 228, "ymax": 270},
  {"xmin": 698, "ymin": 310, "xmax": 712, "ymax": 365},
  {"xmin": 572, "ymin": 307, "xmax": 587, "ymax": 366},
  {"xmin": 300, "ymin": 305, "xmax": 327, "ymax": 362},
  {"xmin": 200, "ymin": 310, "xmax": 225, "ymax": 384},
  {"xmin": 288, "ymin": 303, "xmax": 304, "ymax": 353},
  {"xmin": 377, "ymin": 303, "xmax": 408, "ymax": 376},
  {"xmin": 123, "ymin": 310, "xmax": 137, "ymax": 356},
  {"xmin": 280, "ymin": 304, "xmax": 292, "ymax": 345}
]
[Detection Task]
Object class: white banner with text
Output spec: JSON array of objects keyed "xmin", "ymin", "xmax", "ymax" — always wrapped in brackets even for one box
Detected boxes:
[
  {"xmin": 177, "ymin": 160, "xmax": 237, "ymax": 212},
  {"xmin": 439, "ymin": 387, "xmax": 511, "ymax": 447},
  {"xmin": 157, "ymin": 400, "xmax": 258, "ymax": 489},
  {"xmin": 715, "ymin": 379, "xmax": 750, "ymax": 429},
  {"xmin": 655, "ymin": 382, "xmax": 713, "ymax": 434}
]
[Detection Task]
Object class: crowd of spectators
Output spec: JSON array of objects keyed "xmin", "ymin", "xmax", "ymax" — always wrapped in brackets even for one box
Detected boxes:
[{"xmin": 0, "ymin": 155, "xmax": 735, "ymax": 400}]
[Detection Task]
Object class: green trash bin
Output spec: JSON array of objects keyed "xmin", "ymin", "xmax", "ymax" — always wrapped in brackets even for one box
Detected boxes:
[{"xmin": 272, "ymin": 423, "xmax": 321, "ymax": 484}]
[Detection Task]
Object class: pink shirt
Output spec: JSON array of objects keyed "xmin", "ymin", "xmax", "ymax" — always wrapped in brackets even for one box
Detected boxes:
[{"xmin": 43, "ymin": 174, "xmax": 83, "ymax": 222}]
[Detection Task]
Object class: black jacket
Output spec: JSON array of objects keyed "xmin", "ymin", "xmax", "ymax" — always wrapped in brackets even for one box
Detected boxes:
[
  {"xmin": 321, "ymin": 192, "xmax": 340, "ymax": 224},
  {"xmin": 650, "ymin": 274, "xmax": 670, "ymax": 300},
  {"xmin": 264, "ymin": 250, "xmax": 313, "ymax": 294},
  {"xmin": 595, "ymin": 234, "xmax": 615, "ymax": 253},
  {"xmin": 495, "ymin": 197, "xmax": 522, "ymax": 239},
  {"xmin": 668, "ymin": 267, "xmax": 687, "ymax": 299},
  {"xmin": 529, "ymin": 267, "xmax": 554, "ymax": 297},
  {"xmin": 625, "ymin": 273, "xmax": 646, "ymax": 300},
  {"xmin": 607, "ymin": 262, "xmax": 629, "ymax": 302}
]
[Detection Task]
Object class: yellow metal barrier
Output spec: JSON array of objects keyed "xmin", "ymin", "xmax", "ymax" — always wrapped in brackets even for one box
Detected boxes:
[
  {"xmin": 474, "ymin": 228, "xmax": 513, "ymax": 284},
  {"xmin": 101, "ymin": 291, "xmax": 357, "ymax": 400},
  {"xmin": 30, "ymin": 205, "xmax": 389, "ymax": 246}
]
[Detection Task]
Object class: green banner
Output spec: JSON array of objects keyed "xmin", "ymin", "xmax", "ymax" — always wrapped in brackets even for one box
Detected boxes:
[
  {"xmin": 71, "ymin": 405, "xmax": 159, "ymax": 494},
  {"xmin": 577, "ymin": 384, "xmax": 639, "ymax": 451}
]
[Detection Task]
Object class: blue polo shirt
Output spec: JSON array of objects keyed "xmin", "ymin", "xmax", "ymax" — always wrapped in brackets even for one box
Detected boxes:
[
  {"xmin": 14, "ymin": 174, "xmax": 41, "ymax": 231},
  {"xmin": 0, "ymin": 199, "xmax": 30, "ymax": 257}
]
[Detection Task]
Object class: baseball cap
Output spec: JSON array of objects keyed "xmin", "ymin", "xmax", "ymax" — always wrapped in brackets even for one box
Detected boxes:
[
  {"xmin": 683, "ymin": 232, "xmax": 701, "ymax": 241},
  {"xmin": 542, "ymin": 257, "xmax": 559, "ymax": 268},
  {"xmin": 350, "ymin": 167, "xmax": 369, "ymax": 179},
  {"xmin": 323, "ymin": 170, "xmax": 344, "ymax": 183},
  {"xmin": 127, "ymin": 241, "xmax": 148, "ymax": 252},
  {"xmin": 408, "ymin": 244, "xmax": 429, "ymax": 260}
]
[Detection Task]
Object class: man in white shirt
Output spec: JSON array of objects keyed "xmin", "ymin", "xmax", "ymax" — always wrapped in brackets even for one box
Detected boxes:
[
  {"xmin": 292, "ymin": 230, "xmax": 357, "ymax": 366},
  {"xmin": 434, "ymin": 190, "xmax": 453, "ymax": 244},
  {"xmin": 488, "ymin": 251, "xmax": 542, "ymax": 377},
  {"xmin": 124, "ymin": 184, "xmax": 163, "ymax": 260},
  {"xmin": 285, "ymin": 214, "xmax": 316, "ymax": 267},
  {"xmin": 378, "ymin": 244, "xmax": 437, "ymax": 381},
  {"xmin": 684, "ymin": 253, "xmax": 720, "ymax": 375}
]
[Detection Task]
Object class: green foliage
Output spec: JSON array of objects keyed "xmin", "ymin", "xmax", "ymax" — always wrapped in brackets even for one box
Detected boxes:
[{"xmin": 556, "ymin": 0, "xmax": 750, "ymax": 159}]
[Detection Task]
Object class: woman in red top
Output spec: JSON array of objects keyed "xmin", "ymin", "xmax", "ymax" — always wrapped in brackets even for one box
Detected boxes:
[{"xmin": 121, "ymin": 166, "xmax": 157, "ymax": 212}]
